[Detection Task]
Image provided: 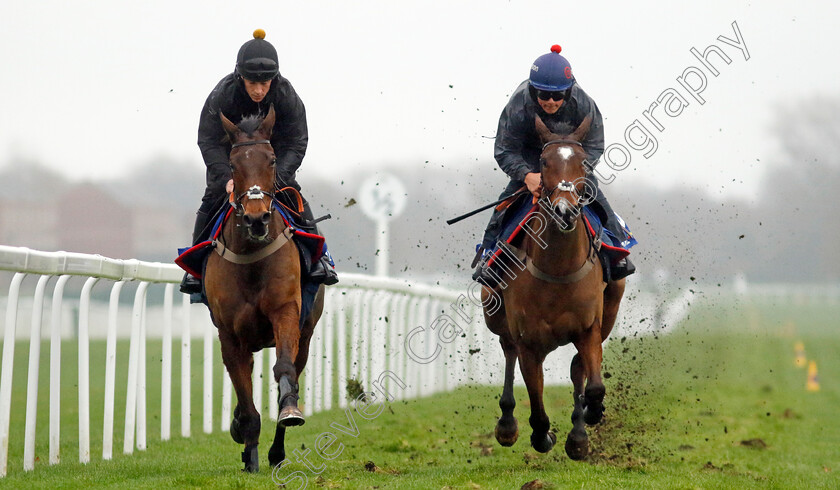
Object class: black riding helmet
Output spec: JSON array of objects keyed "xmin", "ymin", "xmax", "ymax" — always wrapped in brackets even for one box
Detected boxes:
[{"xmin": 235, "ymin": 29, "xmax": 279, "ymax": 82}]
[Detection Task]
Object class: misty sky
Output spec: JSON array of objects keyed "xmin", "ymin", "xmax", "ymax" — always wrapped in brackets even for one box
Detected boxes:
[{"xmin": 0, "ymin": 0, "xmax": 835, "ymax": 200}]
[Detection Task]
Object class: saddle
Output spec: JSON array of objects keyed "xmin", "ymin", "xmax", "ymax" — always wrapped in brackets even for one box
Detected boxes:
[
  {"xmin": 175, "ymin": 194, "xmax": 326, "ymax": 326},
  {"xmin": 475, "ymin": 193, "xmax": 635, "ymax": 285}
]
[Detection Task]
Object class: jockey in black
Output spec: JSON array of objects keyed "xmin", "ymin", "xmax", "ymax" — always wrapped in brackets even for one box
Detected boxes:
[
  {"xmin": 476, "ymin": 45, "xmax": 634, "ymax": 283},
  {"xmin": 180, "ymin": 29, "xmax": 338, "ymax": 294}
]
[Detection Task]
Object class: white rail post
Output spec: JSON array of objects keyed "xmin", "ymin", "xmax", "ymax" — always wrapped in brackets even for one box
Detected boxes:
[
  {"xmin": 334, "ymin": 291, "xmax": 348, "ymax": 409},
  {"xmin": 349, "ymin": 289, "xmax": 364, "ymax": 383},
  {"xmin": 137, "ymin": 292, "xmax": 147, "ymax": 451},
  {"xmin": 78, "ymin": 276, "xmax": 99, "ymax": 463},
  {"xmin": 23, "ymin": 275, "xmax": 51, "ymax": 471},
  {"xmin": 103, "ymin": 280, "xmax": 125, "ymax": 460},
  {"xmin": 406, "ymin": 296, "xmax": 421, "ymax": 399},
  {"xmin": 161, "ymin": 283, "xmax": 173, "ymax": 441},
  {"xmin": 0, "ymin": 272, "xmax": 26, "ymax": 478},
  {"xmin": 362, "ymin": 291, "xmax": 377, "ymax": 390},
  {"xmin": 50, "ymin": 275, "xmax": 71, "ymax": 465},
  {"xmin": 369, "ymin": 294, "xmax": 387, "ymax": 392},
  {"xmin": 203, "ymin": 318, "xmax": 213, "ymax": 434},
  {"xmin": 386, "ymin": 294, "xmax": 405, "ymax": 399},
  {"xmin": 313, "ymin": 321, "xmax": 325, "ymax": 415},
  {"xmin": 267, "ymin": 348, "xmax": 277, "ymax": 421},
  {"xmin": 252, "ymin": 349, "xmax": 263, "ymax": 420},
  {"xmin": 180, "ymin": 294, "xmax": 191, "ymax": 438},
  {"xmin": 124, "ymin": 281, "xmax": 149, "ymax": 453},
  {"xmin": 221, "ymin": 369, "xmax": 232, "ymax": 431},
  {"xmin": 322, "ymin": 298, "xmax": 334, "ymax": 412}
]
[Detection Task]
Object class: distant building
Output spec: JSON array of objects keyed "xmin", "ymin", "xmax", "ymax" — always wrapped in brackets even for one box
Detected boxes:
[
  {"xmin": 56, "ymin": 183, "xmax": 134, "ymax": 258},
  {"xmin": 0, "ymin": 200, "xmax": 59, "ymax": 250},
  {"xmin": 132, "ymin": 204, "xmax": 190, "ymax": 262}
]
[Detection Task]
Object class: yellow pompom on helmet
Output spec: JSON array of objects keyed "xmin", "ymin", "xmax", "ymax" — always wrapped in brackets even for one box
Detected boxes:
[{"xmin": 235, "ymin": 29, "xmax": 279, "ymax": 82}]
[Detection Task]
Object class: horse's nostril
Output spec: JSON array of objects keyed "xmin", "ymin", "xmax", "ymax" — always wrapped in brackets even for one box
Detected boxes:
[
  {"xmin": 261, "ymin": 212, "xmax": 271, "ymax": 225},
  {"xmin": 243, "ymin": 215, "xmax": 253, "ymax": 226}
]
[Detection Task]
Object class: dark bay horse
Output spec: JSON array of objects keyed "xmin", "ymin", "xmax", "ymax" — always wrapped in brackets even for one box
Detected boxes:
[
  {"xmin": 204, "ymin": 105, "xmax": 325, "ymax": 472},
  {"xmin": 482, "ymin": 115, "xmax": 626, "ymax": 460}
]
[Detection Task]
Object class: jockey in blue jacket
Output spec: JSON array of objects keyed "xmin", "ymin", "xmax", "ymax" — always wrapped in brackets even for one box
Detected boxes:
[
  {"xmin": 476, "ymin": 45, "xmax": 635, "ymax": 284},
  {"xmin": 180, "ymin": 30, "xmax": 338, "ymax": 294}
]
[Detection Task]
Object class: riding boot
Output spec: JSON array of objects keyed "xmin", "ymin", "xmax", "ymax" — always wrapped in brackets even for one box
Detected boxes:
[
  {"xmin": 298, "ymin": 201, "xmax": 339, "ymax": 286},
  {"xmin": 179, "ymin": 209, "xmax": 213, "ymax": 294},
  {"xmin": 610, "ymin": 257, "xmax": 636, "ymax": 281},
  {"xmin": 587, "ymin": 185, "xmax": 636, "ymax": 282}
]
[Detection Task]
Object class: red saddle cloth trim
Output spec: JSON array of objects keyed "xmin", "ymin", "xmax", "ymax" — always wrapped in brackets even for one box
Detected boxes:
[
  {"xmin": 485, "ymin": 206, "xmax": 630, "ymax": 268},
  {"xmin": 174, "ymin": 241, "xmax": 213, "ymax": 278}
]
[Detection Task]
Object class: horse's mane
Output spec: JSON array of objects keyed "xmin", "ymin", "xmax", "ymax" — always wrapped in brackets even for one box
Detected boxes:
[
  {"xmin": 546, "ymin": 120, "xmax": 576, "ymax": 138},
  {"xmin": 237, "ymin": 114, "xmax": 264, "ymax": 137}
]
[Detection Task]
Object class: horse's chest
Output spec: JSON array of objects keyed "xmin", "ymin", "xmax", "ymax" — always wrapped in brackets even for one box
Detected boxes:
[{"xmin": 506, "ymin": 284, "xmax": 600, "ymax": 346}]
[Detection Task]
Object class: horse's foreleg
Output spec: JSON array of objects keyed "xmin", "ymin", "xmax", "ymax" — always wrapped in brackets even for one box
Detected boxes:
[
  {"xmin": 575, "ymin": 321, "xmax": 606, "ymax": 426},
  {"xmin": 268, "ymin": 302, "xmax": 303, "ymax": 468},
  {"xmin": 219, "ymin": 331, "xmax": 261, "ymax": 473},
  {"xmin": 271, "ymin": 303, "xmax": 305, "ymax": 428},
  {"xmin": 494, "ymin": 334, "xmax": 519, "ymax": 447},
  {"xmin": 602, "ymin": 278, "xmax": 626, "ymax": 341},
  {"xmin": 564, "ymin": 353, "xmax": 589, "ymax": 460},
  {"xmin": 518, "ymin": 349, "xmax": 556, "ymax": 453}
]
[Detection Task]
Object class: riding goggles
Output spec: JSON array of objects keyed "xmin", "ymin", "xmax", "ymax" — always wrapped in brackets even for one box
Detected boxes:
[{"xmin": 536, "ymin": 89, "xmax": 568, "ymax": 101}]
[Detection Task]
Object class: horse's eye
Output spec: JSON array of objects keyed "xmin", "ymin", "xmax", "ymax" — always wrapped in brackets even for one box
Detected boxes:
[
  {"xmin": 229, "ymin": 163, "xmax": 235, "ymax": 173},
  {"xmin": 539, "ymin": 158, "xmax": 546, "ymax": 167},
  {"xmin": 270, "ymin": 158, "xmax": 277, "ymax": 167}
]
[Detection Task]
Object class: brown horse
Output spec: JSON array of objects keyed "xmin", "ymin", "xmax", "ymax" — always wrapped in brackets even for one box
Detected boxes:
[
  {"xmin": 482, "ymin": 115, "xmax": 626, "ymax": 460},
  {"xmin": 204, "ymin": 105, "xmax": 325, "ymax": 472}
]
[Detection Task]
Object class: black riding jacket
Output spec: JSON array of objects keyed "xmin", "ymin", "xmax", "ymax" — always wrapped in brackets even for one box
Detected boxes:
[
  {"xmin": 494, "ymin": 80, "xmax": 604, "ymax": 183},
  {"xmin": 197, "ymin": 72, "xmax": 308, "ymax": 186}
]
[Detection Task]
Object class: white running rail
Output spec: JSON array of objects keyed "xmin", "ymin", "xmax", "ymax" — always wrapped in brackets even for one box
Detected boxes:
[{"xmin": 0, "ymin": 245, "xmax": 486, "ymax": 477}]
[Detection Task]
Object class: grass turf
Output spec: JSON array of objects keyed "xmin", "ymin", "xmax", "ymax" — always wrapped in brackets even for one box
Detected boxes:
[{"xmin": 1, "ymin": 293, "xmax": 838, "ymax": 488}]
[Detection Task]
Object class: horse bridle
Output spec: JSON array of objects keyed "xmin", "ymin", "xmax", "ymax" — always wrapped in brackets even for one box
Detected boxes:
[
  {"xmin": 538, "ymin": 139, "xmax": 588, "ymax": 220},
  {"xmin": 229, "ymin": 139, "xmax": 276, "ymax": 215}
]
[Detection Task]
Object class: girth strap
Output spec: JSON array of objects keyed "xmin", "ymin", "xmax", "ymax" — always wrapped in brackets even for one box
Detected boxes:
[
  {"xmin": 213, "ymin": 227, "xmax": 294, "ymax": 264},
  {"xmin": 500, "ymin": 240, "xmax": 598, "ymax": 285}
]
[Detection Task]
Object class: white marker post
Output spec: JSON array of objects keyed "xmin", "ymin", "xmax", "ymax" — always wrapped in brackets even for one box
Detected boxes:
[{"xmin": 358, "ymin": 173, "xmax": 407, "ymax": 277}]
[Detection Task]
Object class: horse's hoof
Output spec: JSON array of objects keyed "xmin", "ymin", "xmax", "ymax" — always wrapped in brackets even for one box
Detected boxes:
[
  {"xmin": 494, "ymin": 418, "xmax": 519, "ymax": 447},
  {"xmin": 530, "ymin": 431, "xmax": 556, "ymax": 453},
  {"xmin": 230, "ymin": 417, "xmax": 244, "ymax": 444},
  {"xmin": 583, "ymin": 385, "xmax": 606, "ymax": 426},
  {"xmin": 279, "ymin": 406, "xmax": 306, "ymax": 427},
  {"xmin": 565, "ymin": 430, "xmax": 589, "ymax": 460},
  {"xmin": 583, "ymin": 404, "xmax": 605, "ymax": 426},
  {"xmin": 241, "ymin": 444, "xmax": 259, "ymax": 473}
]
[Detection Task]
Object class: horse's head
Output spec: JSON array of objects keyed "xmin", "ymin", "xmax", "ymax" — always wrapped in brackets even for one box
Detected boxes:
[
  {"xmin": 535, "ymin": 115, "xmax": 592, "ymax": 232},
  {"xmin": 220, "ymin": 105, "xmax": 277, "ymax": 242}
]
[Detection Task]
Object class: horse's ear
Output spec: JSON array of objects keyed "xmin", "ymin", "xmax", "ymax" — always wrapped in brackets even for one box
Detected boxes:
[
  {"xmin": 258, "ymin": 104, "xmax": 276, "ymax": 138},
  {"xmin": 569, "ymin": 116, "xmax": 592, "ymax": 142},
  {"xmin": 535, "ymin": 115, "xmax": 553, "ymax": 144},
  {"xmin": 220, "ymin": 112, "xmax": 239, "ymax": 140}
]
